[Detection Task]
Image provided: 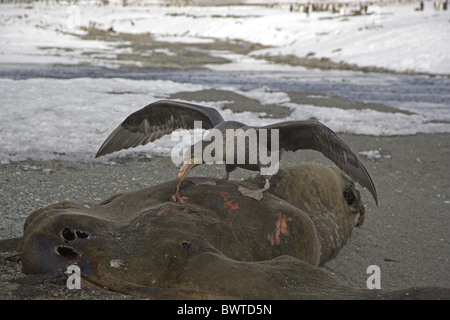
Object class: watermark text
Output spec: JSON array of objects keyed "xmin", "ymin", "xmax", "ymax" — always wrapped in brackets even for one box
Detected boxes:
[{"xmin": 171, "ymin": 121, "xmax": 280, "ymax": 176}]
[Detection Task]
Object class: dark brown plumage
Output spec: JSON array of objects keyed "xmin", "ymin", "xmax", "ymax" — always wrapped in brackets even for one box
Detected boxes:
[
  {"xmin": 262, "ymin": 120, "xmax": 377, "ymax": 205},
  {"xmin": 95, "ymin": 100, "xmax": 378, "ymax": 205},
  {"xmin": 96, "ymin": 100, "xmax": 224, "ymax": 158}
]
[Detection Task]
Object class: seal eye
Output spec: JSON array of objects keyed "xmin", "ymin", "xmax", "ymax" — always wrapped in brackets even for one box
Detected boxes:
[{"xmin": 343, "ymin": 182, "xmax": 356, "ymax": 206}]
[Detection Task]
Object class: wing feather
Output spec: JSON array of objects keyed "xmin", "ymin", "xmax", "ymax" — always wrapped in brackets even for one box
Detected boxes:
[
  {"xmin": 262, "ymin": 121, "xmax": 378, "ymax": 205},
  {"xmin": 95, "ymin": 100, "xmax": 224, "ymax": 157}
]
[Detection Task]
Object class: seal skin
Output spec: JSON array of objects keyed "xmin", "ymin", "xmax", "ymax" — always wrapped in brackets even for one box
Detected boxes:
[
  {"xmin": 21, "ymin": 163, "xmax": 448, "ymax": 299},
  {"xmin": 246, "ymin": 163, "xmax": 365, "ymax": 265}
]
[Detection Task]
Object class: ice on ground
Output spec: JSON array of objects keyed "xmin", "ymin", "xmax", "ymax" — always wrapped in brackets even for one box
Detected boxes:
[
  {"xmin": 359, "ymin": 149, "xmax": 391, "ymax": 160},
  {"xmin": 1, "ymin": 78, "xmax": 449, "ymax": 164},
  {"xmin": 1, "ymin": 2, "xmax": 449, "ymax": 163},
  {"xmin": 0, "ymin": 2, "xmax": 449, "ymax": 74}
]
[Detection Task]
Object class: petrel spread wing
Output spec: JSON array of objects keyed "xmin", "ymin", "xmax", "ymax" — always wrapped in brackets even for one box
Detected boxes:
[
  {"xmin": 95, "ymin": 100, "xmax": 224, "ymax": 157},
  {"xmin": 262, "ymin": 121, "xmax": 378, "ymax": 205}
]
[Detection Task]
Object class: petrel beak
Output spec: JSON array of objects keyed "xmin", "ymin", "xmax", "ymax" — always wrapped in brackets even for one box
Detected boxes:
[{"xmin": 177, "ymin": 161, "xmax": 196, "ymax": 181}]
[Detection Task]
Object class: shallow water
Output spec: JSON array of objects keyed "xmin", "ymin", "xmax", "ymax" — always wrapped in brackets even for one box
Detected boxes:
[{"xmin": 1, "ymin": 63, "xmax": 449, "ymax": 122}]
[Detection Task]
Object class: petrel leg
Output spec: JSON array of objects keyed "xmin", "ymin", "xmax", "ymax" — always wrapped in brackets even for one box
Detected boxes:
[
  {"xmin": 238, "ymin": 178, "xmax": 270, "ymax": 201},
  {"xmin": 171, "ymin": 161, "xmax": 195, "ymax": 204},
  {"xmin": 171, "ymin": 180, "xmax": 188, "ymax": 204}
]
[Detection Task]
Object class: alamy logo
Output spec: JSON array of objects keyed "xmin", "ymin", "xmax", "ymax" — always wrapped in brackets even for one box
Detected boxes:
[
  {"xmin": 170, "ymin": 121, "xmax": 280, "ymax": 176},
  {"xmin": 366, "ymin": 265, "xmax": 381, "ymax": 289},
  {"xmin": 66, "ymin": 264, "xmax": 81, "ymax": 290}
]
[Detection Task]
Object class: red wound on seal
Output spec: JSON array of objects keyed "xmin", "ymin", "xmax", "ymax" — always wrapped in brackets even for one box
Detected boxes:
[
  {"xmin": 218, "ymin": 191, "xmax": 239, "ymax": 215},
  {"xmin": 268, "ymin": 212, "xmax": 292, "ymax": 245}
]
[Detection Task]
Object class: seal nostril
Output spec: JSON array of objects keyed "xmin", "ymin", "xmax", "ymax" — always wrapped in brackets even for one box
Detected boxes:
[
  {"xmin": 57, "ymin": 246, "xmax": 81, "ymax": 260},
  {"xmin": 61, "ymin": 228, "xmax": 76, "ymax": 241}
]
